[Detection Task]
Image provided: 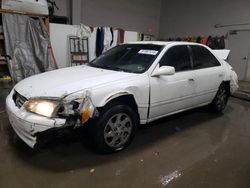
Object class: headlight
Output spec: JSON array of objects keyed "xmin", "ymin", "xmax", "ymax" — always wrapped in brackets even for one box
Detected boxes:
[{"xmin": 24, "ymin": 99, "xmax": 60, "ymax": 117}]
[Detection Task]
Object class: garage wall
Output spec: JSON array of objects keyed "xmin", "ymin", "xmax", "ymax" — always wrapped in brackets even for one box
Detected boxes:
[
  {"xmin": 50, "ymin": 23, "xmax": 140, "ymax": 68},
  {"xmin": 50, "ymin": 23, "xmax": 78, "ymax": 68},
  {"xmin": 81, "ymin": 0, "xmax": 161, "ymax": 36},
  {"xmin": 159, "ymin": 0, "xmax": 250, "ymax": 38},
  {"xmin": 158, "ymin": 0, "xmax": 250, "ymax": 81},
  {"xmin": 53, "ymin": 0, "xmax": 71, "ymax": 19},
  {"xmin": 54, "ymin": 0, "xmax": 161, "ymax": 36}
]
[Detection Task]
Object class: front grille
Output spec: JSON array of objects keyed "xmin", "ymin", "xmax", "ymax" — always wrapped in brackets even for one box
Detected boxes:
[{"xmin": 13, "ymin": 91, "xmax": 27, "ymax": 108}]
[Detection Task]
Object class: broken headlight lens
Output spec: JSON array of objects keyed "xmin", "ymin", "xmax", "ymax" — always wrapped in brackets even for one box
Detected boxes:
[
  {"xmin": 79, "ymin": 97, "xmax": 98, "ymax": 124},
  {"xmin": 24, "ymin": 99, "xmax": 60, "ymax": 118}
]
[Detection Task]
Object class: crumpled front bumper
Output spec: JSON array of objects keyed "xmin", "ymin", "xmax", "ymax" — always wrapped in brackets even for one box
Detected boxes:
[{"xmin": 6, "ymin": 90, "xmax": 66, "ymax": 148}]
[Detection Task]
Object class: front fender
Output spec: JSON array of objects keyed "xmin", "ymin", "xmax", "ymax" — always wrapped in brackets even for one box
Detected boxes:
[{"xmin": 98, "ymin": 91, "xmax": 134, "ymax": 107}]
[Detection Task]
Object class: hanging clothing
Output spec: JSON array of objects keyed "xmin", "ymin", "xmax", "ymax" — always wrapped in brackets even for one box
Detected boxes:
[
  {"xmin": 191, "ymin": 36, "xmax": 197, "ymax": 43},
  {"xmin": 110, "ymin": 27, "xmax": 114, "ymax": 46},
  {"xmin": 219, "ymin": 36, "xmax": 225, "ymax": 49},
  {"xmin": 103, "ymin": 27, "xmax": 113, "ymax": 53},
  {"xmin": 176, "ymin": 37, "xmax": 181, "ymax": 41},
  {"xmin": 137, "ymin": 33, "xmax": 141, "ymax": 41},
  {"xmin": 196, "ymin": 36, "xmax": 202, "ymax": 43},
  {"xmin": 96, "ymin": 27, "xmax": 104, "ymax": 57},
  {"xmin": 137, "ymin": 33, "xmax": 144, "ymax": 41},
  {"xmin": 117, "ymin": 28, "xmax": 125, "ymax": 44},
  {"xmin": 213, "ymin": 36, "xmax": 220, "ymax": 49},
  {"xmin": 141, "ymin": 33, "xmax": 144, "ymax": 41},
  {"xmin": 206, "ymin": 36, "xmax": 213, "ymax": 48},
  {"xmin": 201, "ymin": 37, "xmax": 207, "ymax": 45},
  {"xmin": 76, "ymin": 24, "xmax": 91, "ymax": 38},
  {"xmin": 90, "ymin": 26, "xmax": 94, "ymax": 33}
]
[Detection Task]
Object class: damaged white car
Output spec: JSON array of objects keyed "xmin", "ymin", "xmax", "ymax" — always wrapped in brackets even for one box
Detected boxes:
[{"xmin": 6, "ymin": 41, "xmax": 238, "ymax": 153}]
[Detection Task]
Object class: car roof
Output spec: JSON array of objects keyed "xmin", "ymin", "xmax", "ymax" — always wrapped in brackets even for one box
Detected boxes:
[{"xmin": 126, "ymin": 41, "xmax": 206, "ymax": 47}]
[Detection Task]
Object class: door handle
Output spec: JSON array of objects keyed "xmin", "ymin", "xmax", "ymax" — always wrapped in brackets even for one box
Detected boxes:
[{"xmin": 188, "ymin": 78, "xmax": 195, "ymax": 82}]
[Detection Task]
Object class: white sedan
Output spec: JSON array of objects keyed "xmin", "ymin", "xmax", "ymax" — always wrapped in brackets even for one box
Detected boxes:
[{"xmin": 6, "ymin": 41, "xmax": 238, "ymax": 153}]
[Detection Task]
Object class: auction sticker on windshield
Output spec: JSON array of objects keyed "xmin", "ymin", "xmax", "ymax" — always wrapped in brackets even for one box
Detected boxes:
[{"xmin": 138, "ymin": 50, "xmax": 158, "ymax": 55}]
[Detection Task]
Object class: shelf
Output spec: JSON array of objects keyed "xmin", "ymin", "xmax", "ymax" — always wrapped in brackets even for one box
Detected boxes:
[
  {"xmin": 72, "ymin": 60, "xmax": 88, "ymax": 63},
  {"xmin": 0, "ymin": 8, "xmax": 48, "ymax": 18},
  {"xmin": 0, "ymin": 75, "xmax": 12, "ymax": 82},
  {"xmin": 0, "ymin": 8, "xmax": 50, "ymax": 32},
  {"xmin": 71, "ymin": 52, "xmax": 88, "ymax": 55},
  {"xmin": 0, "ymin": 34, "xmax": 4, "ymax": 40},
  {"xmin": 0, "ymin": 60, "xmax": 7, "ymax": 65}
]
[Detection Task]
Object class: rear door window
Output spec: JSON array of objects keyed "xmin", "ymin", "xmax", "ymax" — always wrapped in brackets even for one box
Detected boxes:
[
  {"xmin": 159, "ymin": 45, "xmax": 192, "ymax": 72},
  {"xmin": 190, "ymin": 45, "xmax": 221, "ymax": 69}
]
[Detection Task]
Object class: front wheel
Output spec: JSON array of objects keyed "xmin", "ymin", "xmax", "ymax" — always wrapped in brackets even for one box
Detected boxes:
[
  {"xmin": 211, "ymin": 83, "xmax": 230, "ymax": 112},
  {"xmin": 93, "ymin": 104, "xmax": 138, "ymax": 153}
]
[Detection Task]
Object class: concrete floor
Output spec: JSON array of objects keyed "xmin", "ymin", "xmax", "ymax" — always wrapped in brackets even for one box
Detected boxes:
[{"xmin": 0, "ymin": 87, "xmax": 250, "ymax": 188}]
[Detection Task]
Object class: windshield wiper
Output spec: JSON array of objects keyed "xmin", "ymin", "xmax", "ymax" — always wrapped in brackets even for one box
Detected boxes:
[
  {"xmin": 110, "ymin": 66, "xmax": 125, "ymax": 72},
  {"xmin": 91, "ymin": 64, "xmax": 125, "ymax": 72}
]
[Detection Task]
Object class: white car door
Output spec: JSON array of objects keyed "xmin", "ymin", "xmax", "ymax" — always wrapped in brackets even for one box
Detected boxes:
[
  {"xmin": 190, "ymin": 45, "xmax": 225, "ymax": 106},
  {"xmin": 149, "ymin": 45, "xmax": 196, "ymax": 121}
]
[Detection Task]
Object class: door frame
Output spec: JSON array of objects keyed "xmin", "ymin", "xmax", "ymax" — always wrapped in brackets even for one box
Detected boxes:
[{"xmin": 228, "ymin": 29, "xmax": 250, "ymax": 81}]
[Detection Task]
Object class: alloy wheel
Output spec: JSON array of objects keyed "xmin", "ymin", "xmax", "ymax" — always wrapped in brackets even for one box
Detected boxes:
[{"xmin": 104, "ymin": 113, "xmax": 132, "ymax": 148}]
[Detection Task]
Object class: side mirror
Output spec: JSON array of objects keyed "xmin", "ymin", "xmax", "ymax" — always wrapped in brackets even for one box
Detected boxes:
[{"xmin": 152, "ymin": 66, "xmax": 175, "ymax": 77}]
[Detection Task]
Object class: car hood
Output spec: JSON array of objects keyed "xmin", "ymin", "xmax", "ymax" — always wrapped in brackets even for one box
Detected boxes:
[{"xmin": 14, "ymin": 65, "xmax": 138, "ymax": 99}]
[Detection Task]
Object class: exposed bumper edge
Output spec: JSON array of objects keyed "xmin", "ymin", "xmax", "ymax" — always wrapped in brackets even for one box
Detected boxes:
[
  {"xmin": 7, "ymin": 109, "xmax": 37, "ymax": 148},
  {"xmin": 6, "ymin": 91, "xmax": 66, "ymax": 148}
]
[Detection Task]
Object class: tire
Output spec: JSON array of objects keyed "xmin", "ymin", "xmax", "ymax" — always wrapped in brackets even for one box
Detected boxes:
[
  {"xmin": 93, "ymin": 104, "xmax": 138, "ymax": 153},
  {"xmin": 211, "ymin": 83, "xmax": 230, "ymax": 112}
]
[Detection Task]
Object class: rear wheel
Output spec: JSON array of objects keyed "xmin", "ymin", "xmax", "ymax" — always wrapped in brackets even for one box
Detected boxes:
[
  {"xmin": 93, "ymin": 104, "xmax": 138, "ymax": 153},
  {"xmin": 211, "ymin": 83, "xmax": 230, "ymax": 112}
]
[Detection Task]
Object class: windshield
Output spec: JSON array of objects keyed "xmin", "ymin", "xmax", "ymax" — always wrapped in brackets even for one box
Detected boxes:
[{"xmin": 89, "ymin": 44, "xmax": 163, "ymax": 73}]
